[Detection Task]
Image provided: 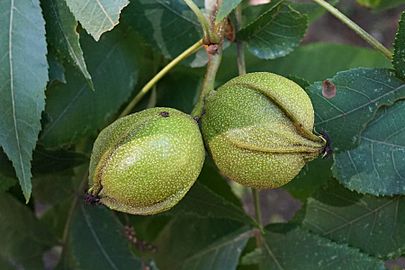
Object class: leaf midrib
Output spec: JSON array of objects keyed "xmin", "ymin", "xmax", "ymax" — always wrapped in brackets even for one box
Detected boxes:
[{"xmin": 8, "ymin": 0, "xmax": 27, "ymax": 189}]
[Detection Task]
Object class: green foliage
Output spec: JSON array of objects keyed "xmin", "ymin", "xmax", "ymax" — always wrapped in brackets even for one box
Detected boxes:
[
  {"xmin": 357, "ymin": 0, "xmax": 405, "ymax": 10},
  {"xmin": 62, "ymin": 203, "xmax": 142, "ymax": 269},
  {"xmin": 216, "ymin": 0, "xmax": 243, "ymax": 22},
  {"xmin": 0, "ymin": 1, "xmax": 405, "ymax": 269},
  {"xmin": 303, "ymin": 180, "xmax": 405, "ymax": 258},
  {"xmin": 242, "ymin": 225, "xmax": 385, "ymax": 269},
  {"xmin": 333, "ymin": 101, "xmax": 405, "ymax": 195},
  {"xmin": 40, "ymin": 28, "xmax": 139, "ymax": 148},
  {"xmin": 0, "ymin": 0, "xmax": 48, "ymax": 201},
  {"xmin": 307, "ymin": 68, "xmax": 405, "ymax": 151},
  {"xmin": 123, "ymin": 0, "xmax": 202, "ymax": 59},
  {"xmin": 64, "ymin": 0, "xmax": 129, "ymax": 41},
  {"xmin": 42, "ymin": 0, "xmax": 94, "ymax": 90},
  {"xmin": 0, "ymin": 194, "xmax": 55, "ymax": 269},
  {"xmin": 238, "ymin": 3, "xmax": 307, "ymax": 59}
]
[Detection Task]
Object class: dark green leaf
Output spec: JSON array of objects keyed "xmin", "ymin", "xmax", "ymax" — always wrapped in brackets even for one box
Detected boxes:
[
  {"xmin": 32, "ymin": 171, "xmax": 75, "ymax": 205},
  {"xmin": 216, "ymin": 0, "xmax": 243, "ymax": 22},
  {"xmin": 65, "ymin": 0, "xmax": 129, "ymax": 41},
  {"xmin": 154, "ymin": 216, "xmax": 246, "ymax": 270},
  {"xmin": 42, "ymin": 0, "xmax": 94, "ymax": 89},
  {"xmin": 244, "ymin": 225, "xmax": 385, "ymax": 269},
  {"xmin": 357, "ymin": 0, "xmax": 405, "ymax": 10},
  {"xmin": 0, "ymin": 194, "xmax": 54, "ymax": 269},
  {"xmin": 290, "ymin": 0, "xmax": 339, "ymax": 22},
  {"xmin": 0, "ymin": 150, "xmax": 17, "ymax": 192},
  {"xmin": 0, "ymin": 0, "xmax": 48, "ymax": 201},
  {"xmin": 238, "ymin": 4, "xmax": 307, "ymax": 59},
  {"xmin": 284, "ymin": 157, "xmax": 333, "ymax": 201},
  {"xmin": 393, "ymin": 11, "xmax": 405, "ymax": 80},
  {"xmin": 123, "ymin": 0, "xmax": 202, "ymax": 59},
  {"xmin": 40, "ymin": 28, "xmax": 139, "ymax": 147},
  {"xmin": 303, "ymin": 180, "xmax": 405, "ymax": 258},
  {"xmin": 182, "ymin": 228, "xmax": 252, "ymax": 269},
  {"xmin": 47, "ymin": 52, "xmax": 66, "ymax": 84},
  {"xmin": 0, "ymin": 175, "xmax": 16, "ymax": 193},
  {"xmin": 218, "ymin": 43, "xmax": 391, "ymax": 85},
  {"xmin": 268, "ymin": 43, "xmax": 391, "ymax": 83},
  {"xmin": 63, "ymin": 203, "xmax": 142, "ymax": 269},
  {"xmin": 32, "ymin": 148, "xmax": 87, "ymax": 174},
  {"xmin": 162, "ymin": 182, "xmax": 254, "ymax": 225},
  {"xmin": 156, "ymin": 65, "xmax": 203, "ymax": 113},
  {"xmin": 198, "ymin": 158, "xmax": 243, "ymax": 207},
  {"xmin": 307, "ymin": 68, "xmax": 405, "ymax": 151},
  {"xmin": 333, "ymin": 100, "xmax": 405, "ymax": 195}
]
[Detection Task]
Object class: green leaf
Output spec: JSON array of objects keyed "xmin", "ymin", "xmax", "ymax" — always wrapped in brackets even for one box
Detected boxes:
[
  {"xmin": 154, "ymin": 216, "xmax": 247, "ymax": 270},
  {"xmin": 162, "ymin": 182, "xmax": 254, "ymax": 225},
  {"xmin": 238, "ymin": 3, "xmax": 307, "ymax": 59},
  {"xmin": 303, "ymin": 180, "xmax": 405, "ymax": 258},
  {"xmin": 243, "ymin": 225, "xmax": 385, "ymax": 269},
  {"xmin": 284, "ymin": 157, "xmax": 333, "ymax": 201},
  {"xmin": 40, "ymin": 28, "xmax": 139, "ymax": 148},
  {"xmin": 31, "ymin": 148, "xmax": 87, "ymax": 174},
  {"xmin": 156, "ymin": 65, "xmax": 203, "ymax": 113},
  {"xmin": 0, "ymin": 0, "xmax": 48, "ymax": 201},
  {"xmin": 332, "ymin": 100, "xmax": 405, "ymax": 196},
  {"xmin": 218, "ymin": 43, "xmax": 391, "ymax": 85},
  {"xmin": 122, "ymin": 0, "xmax": 202, "ymax": 59},
  {"xmin": 65, "ymin": 0, "xmax": 129, "ymax": 41},
  {"xmin": 0, "ymin": 150, "xmax": 17, "ymax": 193},
  {"xmin": 181, "ymin": 228, "xmax": 252, "ymax": 269},
  {"xmin": 290, "ymin": 0, "xmax": 339, "ymax": 22},
  {"xmin": 0, "ymin": 194, "xmax": 54, "ymax": 269},
  {"xmin": 42, "ymin": 0, "xmax": 94, "ymax": 90},
  {"xmin": 266, "ymin": 43, "xmax": 391, "ymax": 82},
  {"xmin": 307, "ymin": 68, "xmax": 405, "ymax": 152},
  {"xmin": 63, "ymin": 203, "xmax": 142, "ymax": 269},
  {"xmin": 393, "ymin": 11, "xmax": 405, "ymax": 80},
  {"xmin": 0, "ymin": 175, "xmax": 16, "ymax": 193},
  {"xmin": 47, "ymin": 52, "xmax": 66, "ymax": 85},
  {"xmin": 356, "ymin": 0, "xmax": 405, "ymax": 10},
  {"xmin": 216, "ymin": 0, "xmax": 243, "ymax": 22},
  {"xmin": 198, "ymin": 158, "xmax": 243, "ymax": 207}
]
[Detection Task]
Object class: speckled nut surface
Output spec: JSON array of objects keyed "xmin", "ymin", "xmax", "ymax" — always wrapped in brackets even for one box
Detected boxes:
[
  {"xmin": 201, "ymin": 72, "xmax": 325, "ymax": 189},
  {"xmin": 88, "ymin": 107, "xmax": 205, "ymax": 215}
]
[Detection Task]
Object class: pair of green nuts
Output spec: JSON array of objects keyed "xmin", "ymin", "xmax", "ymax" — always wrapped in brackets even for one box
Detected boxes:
[{"xmin": 87, "ymin": 72, "xmax": 326, "ymax": 215}]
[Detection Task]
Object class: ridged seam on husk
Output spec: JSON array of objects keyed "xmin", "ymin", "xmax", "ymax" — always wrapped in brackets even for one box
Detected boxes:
[
  {"xmin": 90, "ymin": 115, "xmax": 157, "ymax": 196},
  {"xmin": 225, "ymin": 81, "xmax": 324, "ymax": 144},
  {"xmin": 100, "ymin": 184, "xmax": 191, "ymax": 215}
]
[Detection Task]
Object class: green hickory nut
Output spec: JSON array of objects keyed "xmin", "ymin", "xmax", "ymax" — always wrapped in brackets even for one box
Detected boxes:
[
  {"xmin": 201, "ymin": 72, "xmax": 326, "ymax": 189},
  {"xmin": 88, "ymin": 107, "xmax": 205, "ymax": 215}
]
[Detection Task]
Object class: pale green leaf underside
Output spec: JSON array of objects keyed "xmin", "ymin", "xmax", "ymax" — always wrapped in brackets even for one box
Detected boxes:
[
  {"xmin": 0, "ymin": 0, "xmax": 48, "ymax": 201},
  {"xmin": 42, "ymin": 0, "xmax": 94, "ymax": 90},
  {"xmin": 333, "ymin": 100, "xmax": 405, "ymax": 196},
  {"xmin": 307, "ymin": 68, "xmax": 405, "ymax": 152},
  {"xmin": 216, "ymin": 0, "xmax": 243, "ymax": 22},
  {"xmin": 304, "ymin": 181, "xmax": 405, "ymax": 258},
  {"xmin": 65, "ymin": 0, "xmax": 129, "ymax": 41}
]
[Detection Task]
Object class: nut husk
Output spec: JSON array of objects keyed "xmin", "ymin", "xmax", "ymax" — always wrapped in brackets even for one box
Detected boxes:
[
  {"xmin": 88, "ymin": 107, "xmax": 205, "ymax": 215},
  {"xmin": 201, "ymin": 72, "xmax": 325, "ymax": 189}
]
